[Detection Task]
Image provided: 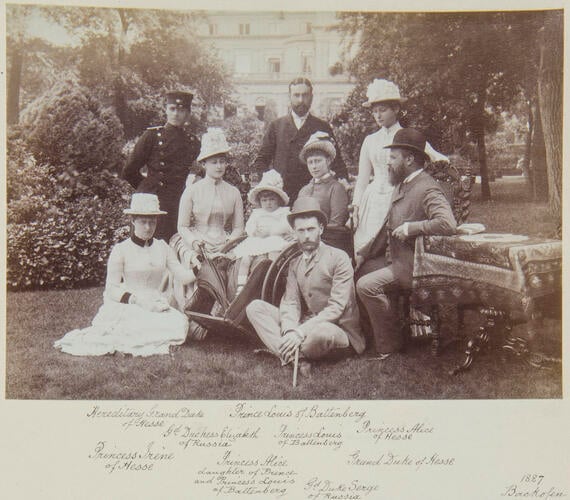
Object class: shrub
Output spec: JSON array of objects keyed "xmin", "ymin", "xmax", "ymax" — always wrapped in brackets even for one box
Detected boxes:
[
  {"xmin": 330, "ymin": 85, "xmax": 377, "ymax": 171},
  {"xmin": 7, "ymin": 197, "xmax": 130, "ymax": 291},
  {"xmin": 223, "ymin": 112, "xmax": 264, "ymax": 175},
  {"xmin": 6, "ymin": 122, "xmax": 132, "ymax": 290},
  {"xmin": 19, "ymin": 80, "xmax": 124, "ymax": 173}
]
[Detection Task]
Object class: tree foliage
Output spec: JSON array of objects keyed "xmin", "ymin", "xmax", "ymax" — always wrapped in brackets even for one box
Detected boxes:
[
  {"xmin": 336, "ymin": 11, "xmax": 558, "ymax": 201},
  {"xmin": 7, "ymin": 6, "xmax": 230, "ymax": 137}
]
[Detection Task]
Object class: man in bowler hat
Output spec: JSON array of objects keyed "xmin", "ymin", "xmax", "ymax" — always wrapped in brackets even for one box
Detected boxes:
[
  {"xmin": 122, "ymin": 91, "xmax": 201, "ymax": 241},
  {"xmin": 246, "ymin": 197, "xmax": 365, "ymax": 376},
  {"xmin": 356, "ymin": 128, "xmax": 456, "ymax": 359}
]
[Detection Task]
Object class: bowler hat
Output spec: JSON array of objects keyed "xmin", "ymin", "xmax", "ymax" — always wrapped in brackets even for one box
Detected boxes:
[
  {"xmin": 287, "ymin": 197, "xmax": 328, "ymax": 227},
  {"xmin": 123, "ymin": 193, "xmax": 167, "ymax": 215},
  {"xmin": 384, "ymin": 128, "xmax": 428, "ymax": 160},
  {"xmin": 165, "ymin": 90, "xmax": 193, "ymax": 109},
  {"xmin": 299, "ymin": 131, "xmax": 336, "ymax": 164}
]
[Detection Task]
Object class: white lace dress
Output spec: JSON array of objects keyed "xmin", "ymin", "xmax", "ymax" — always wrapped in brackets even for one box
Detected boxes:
[
  {"xmin": 54, "ymin": 237, "xmax": 195, "ymax": 357},
  {"xmin": 232, "ymin": 207, "xmax": 292, "ymax": 257}
]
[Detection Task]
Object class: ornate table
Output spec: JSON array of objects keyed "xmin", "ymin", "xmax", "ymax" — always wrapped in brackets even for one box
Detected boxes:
[{"xmin": 410, "ymin": 233, "xmax": 562, "ymax": 373}]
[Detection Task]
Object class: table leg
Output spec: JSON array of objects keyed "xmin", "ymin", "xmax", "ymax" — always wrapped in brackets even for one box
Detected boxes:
[
  {"xmin": 451, "ymin": 307, "xmax": 505, "ymax": 375},
  {"xmin": 430, "ymin": 305, "xmax": 441, "ymax": 356},
  {"xmin": 453, "ymin": 307, "xmax": 561, "ymax": 374},
  {"xmin": 503, "ymin": 313, "xmax": 562, "ymax": 370}
]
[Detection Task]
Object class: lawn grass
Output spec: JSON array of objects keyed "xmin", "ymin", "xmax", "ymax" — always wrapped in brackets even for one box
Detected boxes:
[
  {"xmin": 5, "ymin": 176, "xmax": 562, "ymax": 400},
  {"xmin": 469, "ymin": 175, "xmax": 558, "ymax": 237}
]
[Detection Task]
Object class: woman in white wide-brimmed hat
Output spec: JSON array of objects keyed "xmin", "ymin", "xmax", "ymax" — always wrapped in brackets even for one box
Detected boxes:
[
  {"xmin": 54, "ymin": 193, "xmax": 197, "ymax": 357},
  {"xmin": 177, "ymin": 127, "xmax": 245, "ymax": 255},
  {"xmin": 352, "ymin": 79, "xmax": 449, "ymax": 252}
]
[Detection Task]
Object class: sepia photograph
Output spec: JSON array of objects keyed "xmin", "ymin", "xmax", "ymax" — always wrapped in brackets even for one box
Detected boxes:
[{"xmin": 5, "ymin": 2, "xmax": 563, "ymax": 402}]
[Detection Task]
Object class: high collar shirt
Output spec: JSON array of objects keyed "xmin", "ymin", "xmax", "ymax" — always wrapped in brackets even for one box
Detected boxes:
[
  {"xmin": 104, "ymin": 238, "xmax": 195, "ymax": 303},
  {"xmin": 403, "ymin": 168, "xmax": 424, "ymax": 184},
  {"xmin": 291, "ymin": 110, "xmax": 309, "ymax": 130},
  {"xmin": 177, "ymin": 176, "xmax": 244, "ymax": 249}
]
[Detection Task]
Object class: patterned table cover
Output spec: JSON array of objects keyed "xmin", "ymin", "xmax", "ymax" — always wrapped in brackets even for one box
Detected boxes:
[{"xmin": 411, "ymin": 233, "xmax": 562, "ymax": 321}]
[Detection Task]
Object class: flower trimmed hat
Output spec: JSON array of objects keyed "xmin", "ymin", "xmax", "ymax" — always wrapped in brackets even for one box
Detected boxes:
[
  {"xmin": 197, "ymin": 127, "xmax": 230, "ymax": 162},
  {"xmin": 362, "ymin": 79, "xmax": 407, "ymax": 107},
  {"xmin": 248, "ymin": 169, "xmax": 289, "ymax": 206},
  {"xmin": 299, "ymin": 131, "xmax": 336, "ymax": 164}
]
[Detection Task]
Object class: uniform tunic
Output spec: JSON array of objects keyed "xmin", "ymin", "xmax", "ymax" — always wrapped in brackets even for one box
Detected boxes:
[{"xmin": 122, "ymin": 123, "xmax": 200, "ymax": 241}]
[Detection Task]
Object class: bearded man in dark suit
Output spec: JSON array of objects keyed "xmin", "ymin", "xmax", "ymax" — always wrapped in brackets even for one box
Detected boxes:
[
  {"xmin": 253, "ymin": 77, "xmax": 348, "ymax": 203},
  {"xmin": 355, "ymin": 128, "xmax": 457, "ymax": 358}
]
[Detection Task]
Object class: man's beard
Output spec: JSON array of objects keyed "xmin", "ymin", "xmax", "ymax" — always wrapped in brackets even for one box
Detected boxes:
[
  {"xmin": 300, "ymin": 240, "xmax": 319, "ymax": 252},
  {"xmin": 292, "ymin": 102, "xmax": 310, "ymax": 116},
  {"xmin": 388, "ymin": 165, "xmax": 407, "ymax": 186}
]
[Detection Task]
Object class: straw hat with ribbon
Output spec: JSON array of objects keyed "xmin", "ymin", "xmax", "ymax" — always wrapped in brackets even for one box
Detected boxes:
[{"xmin": 123, "ymin": 193, "xmax": 167, "ymax": 215}]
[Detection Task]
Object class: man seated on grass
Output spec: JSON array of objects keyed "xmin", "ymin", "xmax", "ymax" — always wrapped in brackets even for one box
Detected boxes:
[
  {"xmin": 356, "ymin": 128, "xmax": 457, "ymax": 359},
  {"xmin": 246, "ymin": 197, "xmax": 365, "ymax": 376}
]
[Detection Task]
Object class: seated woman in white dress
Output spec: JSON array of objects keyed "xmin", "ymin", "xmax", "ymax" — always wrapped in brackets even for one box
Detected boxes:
[
  {"xmin": 177, "ymin": 128, "xmax": 245, "ymax": 257},
  {"xmin": 172, "ymin": 128, "xmax": 245, "ymax": 311},
  {"xmin": 54, "ymin": 193, "xmax": 197, "ymax": 357},
  {"xmin": 352, "ymin": 79, "xmax": 449, "ymax": 252},
  {"xmin": 232, "ymin": 169, "xmax": 294, "ymax": 292}
]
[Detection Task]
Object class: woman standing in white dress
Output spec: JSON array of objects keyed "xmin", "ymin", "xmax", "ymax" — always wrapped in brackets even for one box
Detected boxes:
[
  {"xmin": 352, "ymin": 79, "xmax": 449, "ymax": 252},
  {"xmin": 54, "ymin": 194, "xmax": 197, "ymax": 357}
]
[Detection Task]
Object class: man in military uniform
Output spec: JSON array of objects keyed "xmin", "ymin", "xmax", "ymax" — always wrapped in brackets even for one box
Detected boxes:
[{"xmin": 122, "ymin": 90, "xmax": 201, "ymax": 241}]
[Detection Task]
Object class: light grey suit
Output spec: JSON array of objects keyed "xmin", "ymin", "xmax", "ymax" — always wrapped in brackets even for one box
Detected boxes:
[{"xmin": 247, "ymin": 243, "xmax": 365, "ymax": 360}]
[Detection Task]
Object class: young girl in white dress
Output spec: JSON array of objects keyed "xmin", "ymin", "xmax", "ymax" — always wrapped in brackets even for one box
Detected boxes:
[
  {"xmin": 232, "ymin": 170, "xmax": 293, "ymax": 291},
  {"xmin": 54, "ymin": 194, "xmax": 197, "ymax": 357},
  {"xmin": 352, "ymin": 79, "xmax": 449, "ymax": 252}
]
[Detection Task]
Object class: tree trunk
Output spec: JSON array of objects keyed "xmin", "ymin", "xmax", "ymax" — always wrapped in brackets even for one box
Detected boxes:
[
  {"xmin": 537, "ymin": 11, "xmax": 563, "ymax": 222},
  {"xmin": 530, "ymin": 102, "xmax": 548, "ymax": 201},
  {"xmin": 7, "ymin": 47, "xmax": 23, "ymax": 124},
  {"xmin": 472, "ymin": 83, "xmax": 491, "ymax": 200},
  {"xmin": 476, "ymin": 127, "xmax": 490, "ymax": 200},
  {"xmin": 522, "ymin": 98, "xmax": 533, "ymax": 186}
]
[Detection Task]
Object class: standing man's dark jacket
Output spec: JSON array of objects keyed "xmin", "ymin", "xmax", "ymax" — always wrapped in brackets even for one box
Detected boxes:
[
  {"xmin": 122, "ymin": 124, "xmax": 200, "ymax": 241},
  {"xmin": 253, "ymin": 114, "xmax": 347, "ymax": 203}
]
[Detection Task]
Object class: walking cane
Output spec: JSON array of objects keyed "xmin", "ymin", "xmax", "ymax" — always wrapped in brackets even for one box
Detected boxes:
[{"xmin": 292, "ymin": 347, "xmax": 300, "ymax": 387}]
